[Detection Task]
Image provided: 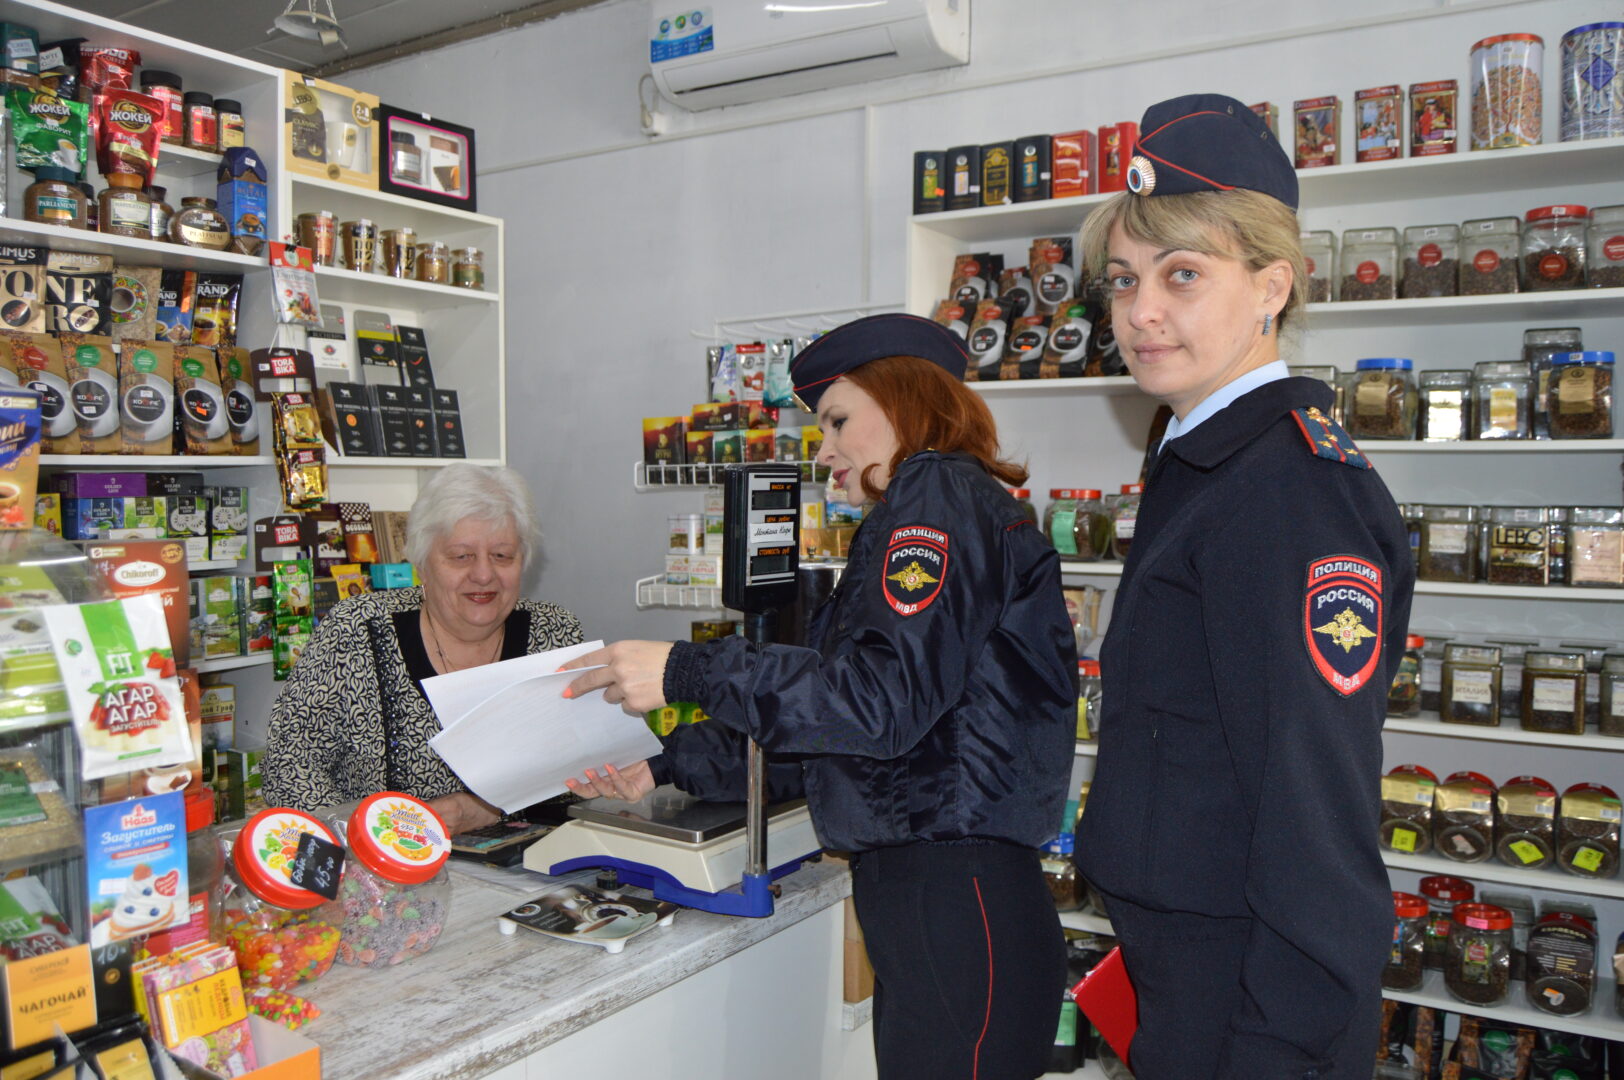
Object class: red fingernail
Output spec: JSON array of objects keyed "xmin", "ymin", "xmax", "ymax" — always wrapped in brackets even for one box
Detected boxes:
[{"xmin": 561, "ymin": 687, "xmax": 572, "ymax": 699}]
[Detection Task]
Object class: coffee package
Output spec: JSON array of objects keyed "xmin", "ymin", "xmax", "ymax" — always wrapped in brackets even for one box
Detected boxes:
[
  {"xmin": 963, "ymin": 298, "xmax": 1012, "ymax": 382},
  {"xmin": 110, "ymin": 265, "xmax": 159, "ymax": 342},
  {"xmin": 6, "ymin": 331, "xmax": 77, "ymax": 453},
  {"xmin": 930, "ymin": 299, "xmax": 970, "ymax": 342},
  {"xmin": 0, "ymin": 387, "xmax": 40, "ymax": 528},
  {"xmin": 45, "ymin": 250, "xmax": 114, "ymax": 335},
  {"xmin": 173, "ymin": 345, "xmax": 230, "ymax": 455},
  {"xmin": 155, "ymin": 269, "xmax": 193, "ymax": 344},
  {"xmin": 60, "ymin": 332, "xmax": 119, "ymax": 452},
  {"xmin": 949, "ymin": 253, "xmax": 1002, "ymax": 307},
  {"xmin": 189, "ymin": 273, "xmax": 241, "ymax": 348},
  {"xmin": 1003, "ymin": 314, "xmax": 1048, "ymax": 380},
  {"xmin": 1043, "ymin": 302, "xmax": 1093, "ymax": 379},
  {"xmin": 116, "ymin": 339, "xmax": 175, "ymax": 454},
  {"xmin": 1028, "ymin": 238, "xmax": 1076, "ymax": 316},
  {"xmin": 0, "ymin": 245, "xmax": 46, "ymax": 333},
  {"xmin": 215, "ymin": 347, "xmax": 259, "ymax": 455}
]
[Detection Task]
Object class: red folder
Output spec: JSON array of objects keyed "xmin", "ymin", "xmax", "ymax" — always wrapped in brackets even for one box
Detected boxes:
[{"xmin": 1069, "ymin": 945, "xmax": 1138, "ymax": 1065}]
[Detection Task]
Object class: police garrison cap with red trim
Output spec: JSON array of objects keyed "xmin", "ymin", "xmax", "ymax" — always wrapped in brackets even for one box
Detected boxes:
[
  {"xmin": 1127, "ymin": 93, "xmax": 1299, "ymax": 211},
  {"xmin": 789, "ymin": 313, "xmax": 969, "ymax": 412}
]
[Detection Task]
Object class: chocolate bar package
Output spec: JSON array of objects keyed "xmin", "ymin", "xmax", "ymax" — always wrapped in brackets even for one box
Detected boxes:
[
  {"xmin": 403, "ymin": 386, "xmax": 435, "ymax": 457},
  {"xmin": 336, "ymin": 501, "xmax": 378, "ymax": 563},
  {"xmin": 372, "ymin": 385, "xmax": 412, "ymax": 456},
  {"xmin": 396, "ymin": 325, "xmax": 434, "ymax": 389},
  {"xmin": 318, "ymin": 382, "xmax": 380, "ymax": 457},
  {"xmin": 430, "ymin": 388, "xmax": 464, "ymax": 458}
]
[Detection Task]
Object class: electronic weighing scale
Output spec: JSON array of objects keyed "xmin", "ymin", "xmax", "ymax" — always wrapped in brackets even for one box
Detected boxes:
[{"xmin": 523, "ymin": 464, "xmax": 822, "ymax": 917}]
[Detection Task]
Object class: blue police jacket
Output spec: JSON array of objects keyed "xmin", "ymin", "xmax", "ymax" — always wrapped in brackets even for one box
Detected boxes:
[
  {"xmin": 654, "ymin": 450, "xmax": 1077, "ymax": 853},
  {"xmin": 1076, "ymin": 376, "xmax": 1416, "ymax": 1074}
]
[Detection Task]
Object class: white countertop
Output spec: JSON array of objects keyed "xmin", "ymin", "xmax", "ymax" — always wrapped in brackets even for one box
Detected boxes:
[{"xmin": 299, "ymin": 858, "xmax": 852, "ymax": 1080}]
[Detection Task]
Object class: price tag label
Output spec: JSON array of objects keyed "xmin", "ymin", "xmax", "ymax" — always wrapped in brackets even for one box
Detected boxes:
[{"xmin": 287, "ymin": 832, "xmax": 345, "ymax": 900}]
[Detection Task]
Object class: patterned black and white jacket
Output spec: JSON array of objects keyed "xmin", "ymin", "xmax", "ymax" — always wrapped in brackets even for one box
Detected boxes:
[{"xmin": 261, "ymin": 586, "xmax": 583, "ymax": 812}]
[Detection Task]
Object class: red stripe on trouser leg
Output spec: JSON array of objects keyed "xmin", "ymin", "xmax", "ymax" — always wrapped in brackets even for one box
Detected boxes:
[{"xmin": 972, "ymin": 876, "xmax": 993, "ymax": 1080}]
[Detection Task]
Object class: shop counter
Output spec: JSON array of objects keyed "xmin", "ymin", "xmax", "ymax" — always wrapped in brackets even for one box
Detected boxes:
[{"xmin": 300, "ymin": 857, "xmax": 872, "ymax": 1080}]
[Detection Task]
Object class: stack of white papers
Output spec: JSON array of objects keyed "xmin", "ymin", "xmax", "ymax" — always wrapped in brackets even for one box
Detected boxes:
[{"xmin": 424, "ymin": 641, "xmax": 663, "ymax": 814}]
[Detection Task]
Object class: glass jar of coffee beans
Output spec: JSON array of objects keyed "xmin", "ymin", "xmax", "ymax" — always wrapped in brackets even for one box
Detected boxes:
[
  {"xmin": 1546, "ymin": 350, "xmax": 1614, "ymax": 439},
  {"xmin": 1301, "ymin": 230, "xmax": 1335, "ymax": 303},
  {"xmin": 1384, "ymin": 892, "xmax": 1429, "ymax": 991},
  {"xmin": 1441, "ymin": 644, "xmax": 1502, "ymax": 726},
  {"xmin": 1487, "ymin": 506, "xmax": 1550, "ymax": 585},
  {"xmin": 1346, "ymin": 358, "xmax": 1416, "ymax": 439},
  {"xmin": 1419, "ymin": 505, "xmax": 1479, "ymax": 582},
  {"xmin": 1418, "ymin": 370, "xmax": 1473, "ymax": 441},
  {"xmin": 1521, "ymin": 649, "xmax": 1586, "ymax": 734},
  {"xmin": 1522, "ymin": 204, "xmax": 1589, "ymax": 291},
  {"xmin": 1556, "ymin": 782, "xmax": 1621, "ymax": 878},
  {"xmin": 1495, "ymin": 775, "xmax": 1558, "ymax": 869},
  {"xmin": 1472, "ymin": 360, "xmax": 1533, "ymax": 439},
  {"xmin": 1586, "ymin": 204, "xmax": 1624, "ymax": 287},
  {"xmin": 1459, "ymin": 216, "xmax": 1521, "ymax": 294},
  {"xmin": 1402, "ymin": 223, "xmax": 1460, "ymax": 297},
  {"xmin": 1339, "ymin": 227, "xmax": 1399, "ymax": 301}
]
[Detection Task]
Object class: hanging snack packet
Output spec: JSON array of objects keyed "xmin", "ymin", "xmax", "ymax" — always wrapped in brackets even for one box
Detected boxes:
[
  {"xmin": 709, "ymin": 344, "xmax": 740, "ymax": 403},
  {"xmin": 94, "ymin": 88, "xmax": 161, "ymax": 183},
  {"xmin": 9, "ymin": 85, "xmax": 88, "ymax": 173},
  {"xmin": 763, "ymin": 339, "xmax": 795, "ymax": 409},
  {"xmin": 42, "ymin": 593, "xmax": 191, "ymax": 781},
  {"xmin": 279, "ymin": 447, "xmax": 328, "ymax": 510},
  {"xmin": 272, "ymin": 392, "xmax": 323, "ymax": 450}
]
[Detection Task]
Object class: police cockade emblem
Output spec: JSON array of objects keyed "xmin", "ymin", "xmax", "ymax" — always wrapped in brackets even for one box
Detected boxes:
[
  {"xmin": 1313, "ymin": 608, "xmax": 1379, "ymax": 654},
  {"xmin": 886, "ymin": 561, "xmax": 938, "ymax": 593},
  {"xmin": 1126, "ymin": 155, "xmax": 1156, "ymax": 195},
  {"xmin": 1303, "ymin": 555, "xmax": 1384, "ymax": 696},
  {"xmin": 883, "ymin": 526, "xmax": 948, "ymax": 617}
]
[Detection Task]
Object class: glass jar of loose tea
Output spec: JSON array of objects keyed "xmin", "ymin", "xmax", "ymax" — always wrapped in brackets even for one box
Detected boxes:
[
  {"xmin": 1599, "ymin": 653, "xmax": 1624, "ymax": 736},
  {"xmin": 1434, "ymin": 770, "xmax": 1497, "ymax": 864},
  {"xmin": 1496, "ymin": 775, "xmax": 1558, "ymax": 869},
  {"xmin": 1388, "ymin": 634, "xmax": 1424, "ymax": 717},
  {"xmin": 1076, "ymin": 659, "xmax": 1102, "ymax": 741},
  {"xmin": 1568, "ymin": 508, "xmax": 1624, "ymax": 587},
  {"xmin": 1442, "ymin": 644, "xmax": 1502, "ymax": 725},
  {"xmin": 1548, "ymin": 506, "xmax": 1569, "ymax": 583},
  {"xmin": 1418, "ymin": 370, "xmax": 1473, "ymax": 441},
  {"xmin": 1339, "ymin": 227, "xmax": 1399, "ymax": 301},
  {"xmin": 1522, "ymin": 650, "xmax": 1586, "ymax": 734},
  {"xmin": 1346, "ymin": 358, "xmax": 1417, "ymax": 439},
  {"xmin": 1384, "ymin": 892, "xmax": 1429, "ymax": 991},
  {"xmin": 1419, "ymin": 505, "xmax": 1479, "ymax": 582},
  {"xmin": 1526, "ymin": 911, "xmax": 1598, "ymax": 1017},
  {"xmin": 1110, "ymin": 483, "xmax": 1141, "ymax": 560},
  {"xmin": 1487, "ymin": 506, "xmax": 1549, "ymax": 585},
  {"xmin": 1522, "ymin": 204, "xmax": 1589, "ymax": 291},
  {"xmin": 1007, "ymin": 488, "xmax": 1037, "ymax": 527},
  {"xmin": 1556, "ymin": 782, "xmax": 1621, "ymax": 878},
  {"xmin": 1045, "ymin": 490, "xmax": 1111, "ymax": 561},
  {"xmin": 1547, "ymin": 350, "xmax": 1614, "ymax": 439},
  {"xmin": 1402, "ymin": 223, "xmax": 1461, "ymax": 297},
  {"xmin": 1524, "ymin": 326, "xmax": 1583, "ymax": 439},
  {"xmin": 1419, "ymin": 874, "xmax": 1474, "ymax": 970},
  {"xmin": 1444, "ymin": 903, "xmax": 1513, "ymax": 1006},
  {"xmin": 1301, "ymin": 230, "xmax": 1336, "ymax": 303},
  {"xmin": 1586, "ymin": 204, "xmax": 1624, "ymax": 287},
  {"xmin": 1379, "ymin": 763, "xmax": 1438, "ymax": 855},
  {"xmin": 1472, "ymin": 360, "xmax": 1534, "ymax": 439},
  {"xmin": 1459, "ymin": 216, "xmax": 1521, "ymax": 294}
]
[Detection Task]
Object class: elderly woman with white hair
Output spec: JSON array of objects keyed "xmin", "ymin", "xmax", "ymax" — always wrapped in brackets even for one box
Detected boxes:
[{"xmin": 262, "ymin": 464, "xmax": 582, "ymax": 833}]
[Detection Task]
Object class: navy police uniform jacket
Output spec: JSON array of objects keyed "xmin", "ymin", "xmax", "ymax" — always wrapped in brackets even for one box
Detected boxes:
[
  {"xmin": 655, "ymin": 450, "xmax": 1077, "ymax": 853},
  {"xmin": 1076, "ymin": 377, "xmax": 1415, "ymax": 1074}
]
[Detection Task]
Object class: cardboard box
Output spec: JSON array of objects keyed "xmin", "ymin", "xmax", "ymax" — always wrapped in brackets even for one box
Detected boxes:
[
  {"xmin": 166, "ymin": 492, "xmax": 211, "ymax": 565},
  {"xmin": 430, "ymin": 388, "xmax": 463, "ymax": 458},
  {"xmin": 221, "ymin": 748, "xmax": 264, "ymax": 821},
  {"xmin": 199, "ymin": 682, "xmax": 235, "ymax": 750},
  {"xmin": 403, "ymin": 387, "xmax": 435, "ymax": 457},
  {"xmin": 283, "ymin": 72, "xmax": 379, "ymax": 190},
  {"xmin": 83, "ymin": 540, "xmax": 192, "ymax": 667},
  {"xmin": 33, "ymin": 491, "xmax": 59, "ymax": 536},
  {"xmin": 244, "ymin": 574, "xmax": 273, "ymax": 653},
  {"xmin": 318, "ymin": 382, "xmax": 381, "ymax": 457},
  {"xmin": 372, "ymin": 385, "xmax": 413, "ymax": 456},
  {"xmin": 217, "ymin": 148, "xmax": 269, "ymax": 254},
  {"xmin": 0, "ymin": 387, "xmax": 40, "ymax": 529},
  {"xmin": 664, "ymin": 553, "xmax": 691, "ymax": 585},
  {"xmin": 50, "ymin": 471, "xmax": 146, "ymax": 497},
  {"xmin": 61, "ymin": 496, "xmax": 167, "ymax": 540},
  {"xmin": 211, "ymin": 487, "xmax": 250, "ymax": 561},
  {"xmin": 368, "ymin": 562, "xmax": 413, "ymax": 589},
  {"xmin": 201, "ymin": 575, "xmax": 243, "ymax": 658}
]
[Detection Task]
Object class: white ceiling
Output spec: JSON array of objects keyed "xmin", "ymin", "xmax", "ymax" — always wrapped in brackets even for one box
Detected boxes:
[{"xmin": 52, "ymin": 0, "xmax": 604, "ymax": 73}]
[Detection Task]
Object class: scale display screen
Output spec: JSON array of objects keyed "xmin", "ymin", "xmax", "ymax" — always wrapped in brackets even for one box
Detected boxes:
[
  {"xmin": 752, "ymin": 489, "xmax": 794, "ymax": 510},
  {"xmin": 723, "ymin": 465, "xmax": 801, "ymax": 611}
]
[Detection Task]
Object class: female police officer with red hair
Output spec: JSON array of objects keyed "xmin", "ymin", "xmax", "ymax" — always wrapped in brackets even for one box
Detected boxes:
[
  {"xmin": 564, "ymin": 314, "xmax": 1076, "ymax": 1080},
  {"xmin": 1075, "ymin": 94, "xmax": 1415, "ymax": 1079}
]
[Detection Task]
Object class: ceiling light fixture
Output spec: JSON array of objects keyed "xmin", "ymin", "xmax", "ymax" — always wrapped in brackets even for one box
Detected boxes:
[{"xmin": 271, "ymin": 0, "xmax": 348, "ymax": 49}]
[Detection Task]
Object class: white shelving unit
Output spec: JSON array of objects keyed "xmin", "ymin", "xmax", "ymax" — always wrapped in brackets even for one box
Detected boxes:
[
  {"xmin": 907, "ymin": 124, "xmax": 1624, "ymax": 1047},
  {"xmin": 195, "ymin": 653, "xmax": 273, "ymax": 675},
  {"xmin": 1383, "ymin": 971, "xmax": 1622, "ymax": 1043}
]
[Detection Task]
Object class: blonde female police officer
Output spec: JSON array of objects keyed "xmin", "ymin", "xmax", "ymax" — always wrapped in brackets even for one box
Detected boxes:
[{"xmin": 1074, "ymin": 94, "xmax": 1414, "ymax": 1079}]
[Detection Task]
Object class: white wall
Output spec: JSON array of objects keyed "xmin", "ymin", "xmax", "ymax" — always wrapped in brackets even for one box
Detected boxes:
[{"xmin": 341, "ymin": 0, "xmax": 1622, "ymax": 650}]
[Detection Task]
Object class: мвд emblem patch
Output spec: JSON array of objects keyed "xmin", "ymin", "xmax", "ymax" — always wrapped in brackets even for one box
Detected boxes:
[
  {"xmin": 883, "ymin": 526, "xmax": 948, "ymax": 616},
  {"xmin": 1303, "ymin": 555, "xmax": 1383, "ymax": 696}
]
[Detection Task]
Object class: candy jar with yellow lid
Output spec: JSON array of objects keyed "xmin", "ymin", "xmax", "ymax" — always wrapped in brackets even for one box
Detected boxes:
[
  {"xmin": 213, "ymin": 807, "xmax": 344, "ymax": 990},
  {"xmin": 324, "ymin": 791, "xmax": 453, "ymax": 968}
]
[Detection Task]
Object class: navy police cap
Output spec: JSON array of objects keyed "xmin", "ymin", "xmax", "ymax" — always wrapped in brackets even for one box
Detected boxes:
[
  {"xmin": 789, "ymin": 313, "xmax": 968, "ymax": 412},
  {"xmin": 1127, "ymin": 93, "xmax": 1299, "ymax": 211}
]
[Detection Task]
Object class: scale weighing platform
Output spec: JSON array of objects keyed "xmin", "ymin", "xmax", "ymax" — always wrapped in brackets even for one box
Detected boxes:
[{"xmin": 523, "ymin": 786, "xmax": 822, "ymax": 916}]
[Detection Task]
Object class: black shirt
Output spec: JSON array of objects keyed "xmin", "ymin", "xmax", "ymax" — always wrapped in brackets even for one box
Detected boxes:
[{"xmin": 392, "ymin": 607, "xmax": 533, "ymax": 694}]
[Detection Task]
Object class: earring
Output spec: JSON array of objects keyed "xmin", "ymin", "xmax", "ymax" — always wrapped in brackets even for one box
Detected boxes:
[{"xmin": 1261, "ymin": 313, "xmax": 1274, "ymax": 337}]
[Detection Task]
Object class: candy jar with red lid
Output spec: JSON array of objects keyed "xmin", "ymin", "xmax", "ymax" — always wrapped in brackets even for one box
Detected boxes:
[
  {"xmin": 1444, "ymin": 902, "xmax": 1513, "ymax": 1005},
  {"xmin": 324, "ymin": 791, "xmax": 453, "ymax": 968},
  {"xmin": 1383, "ymin": 892, "xmax": 1428, "ymax": 990},
  {"xmin": 1418, "ymin": 874, "xmax": 1473, "ymax": 969},
  {"xmin": 213, "ymin": 807, "xmax": 344, "ymax": 990}
]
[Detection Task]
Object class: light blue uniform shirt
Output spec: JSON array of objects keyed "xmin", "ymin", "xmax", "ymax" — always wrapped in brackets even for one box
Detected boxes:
[{"xmin": 1158, "ymin": 360, "xmax": 1292, "ymax": 454}]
